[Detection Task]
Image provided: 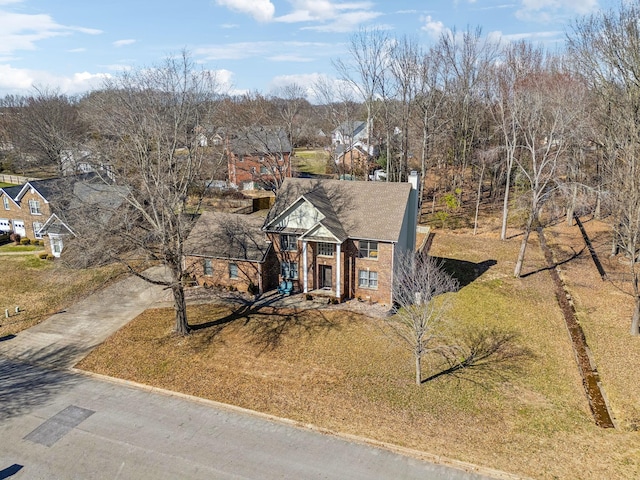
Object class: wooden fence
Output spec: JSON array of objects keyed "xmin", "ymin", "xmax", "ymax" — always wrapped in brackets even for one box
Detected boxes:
[{"xmin": 0, "ymin": 174, "xmax": 37, "ymax": 185}]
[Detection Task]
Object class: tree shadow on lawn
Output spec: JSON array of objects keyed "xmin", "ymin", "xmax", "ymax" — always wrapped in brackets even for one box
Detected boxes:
[
  {"xmin": 423, "ymin": 327, "xmax": 534, "ymax": 386},
  {"xmin": 190, "ymin": 294, "xmax": 341, "ymax": 353},
  {"xmin": 434, "ymin": 257, "xmax": 497, "ymax": 288},
  {"xmin": 520, "ymin": 245, "xmax": 586, "ymax": 278}
]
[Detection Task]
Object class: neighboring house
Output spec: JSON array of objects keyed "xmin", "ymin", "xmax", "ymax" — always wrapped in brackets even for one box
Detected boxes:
[
  {"xmin": 184, "ymin": 211, "xmax": 279, "ymax": 294},
  {"xmin": 226, "ymin": 127, "xmax": 293, "ymax": 190},
  {"xmin": 334, "ymin": 143, "xmax": 369, "ymax": 171},
  {"xmin": 0, "ymin": 174, "xmax": 123, "ymax": 258},
  {"xmin": 331, "ymin": 121, "xmax": 367, "ymax": 146},
  {"xmin": 261, "ymin": 174, "xmax": 420, "ymax": 304}
]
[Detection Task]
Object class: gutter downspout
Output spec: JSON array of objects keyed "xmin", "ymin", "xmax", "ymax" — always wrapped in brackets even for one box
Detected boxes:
[
  {"xmin": 336, "ymin": 242, "xmax": 341, "ymax": 299},
  {"xmin": 390, "ymin": 242, "xmax": 395, "ymax": 305}
]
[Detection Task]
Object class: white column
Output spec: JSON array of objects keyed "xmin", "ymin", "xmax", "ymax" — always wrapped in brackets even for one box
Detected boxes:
[
  {"xmin": 302, "ymin": 241, "xmax": 308, "ymax": 293},
  {"xmin": 336, "ymin": 243, "xmax": 341, "ymax": 299}
]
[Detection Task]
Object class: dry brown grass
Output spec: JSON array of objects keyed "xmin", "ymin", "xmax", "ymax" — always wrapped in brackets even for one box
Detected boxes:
[
  {"xmin": 78, "ymin": 230, "xmax": 640, "ymax": 480},
  {"xmin": 546, "ymin": 218, "xmax": 640, "ymax": 432},
  {"xmin": 0, "ymin": 255, "xmax": 125, "ymax": 337}
]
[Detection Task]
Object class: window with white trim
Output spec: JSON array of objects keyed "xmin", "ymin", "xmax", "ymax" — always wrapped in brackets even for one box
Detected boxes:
[
  {"xmin": 229, "ymin": 263, "xmax": 239, "ymax": 279},
  {"xmin": 317, "ymin": 242, "xmax": 334, "ymax": 257},
  {"xmin": 203, "ymin": 259, "xmax": 213, "ymax": 276},
  {"xmin": 33, "ymin": 222, "xmax": 43, "ymax": 239},
  {"xmin": 2, "ymin": 196, "xmax": 8, "ymax": 210},
  {"xmin": 358, "ymin": 240, "xmax": 378, "ymax": 259},
  {"xmin": 280, "ymin": 234, "xmax": 298, "ymax": 251},
  {"xmin": 281, "ymin": 261, "xmax": 298, "ymax": 280},
  {"xmin": 358, "ymin": 270, "xmax": 378, "ymax": 289},
  {"xmin": 28, "ymin": 199, "xmax": 41, "ymax": 215},
  {"xmin": 52, "ymin": 236, "xmax": 63, "ymax": 254}
]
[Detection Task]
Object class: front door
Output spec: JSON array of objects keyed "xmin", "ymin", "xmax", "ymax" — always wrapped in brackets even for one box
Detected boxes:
[{"xmin": 319, "ymin": 265, "xmax": 332, "ymax": 289}]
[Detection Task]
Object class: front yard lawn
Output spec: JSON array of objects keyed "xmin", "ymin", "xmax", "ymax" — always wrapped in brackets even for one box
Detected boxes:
[
  {"xmin": 0, "ymin": 256, "xmax": 125, "ymax": 336},
  {"xmin": 79, "ymin": 230, "xmax": 640, "ymax": 480}
]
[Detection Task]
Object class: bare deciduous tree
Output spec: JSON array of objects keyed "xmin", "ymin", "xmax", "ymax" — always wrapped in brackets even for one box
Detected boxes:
[
  {"xmin": 568, "ymin": 3, "xmax": 640, "ymax": 334},
  {"xmin": 1, "ymin": 88, "xmax": 87, "ymax": 174},
  {"xmin": 389, "ymin": 252, "xmax": 459, "ymax": 385},
  {"xmin": 69, "ymin": 51, "xmax": 222, "ymax": 335}
]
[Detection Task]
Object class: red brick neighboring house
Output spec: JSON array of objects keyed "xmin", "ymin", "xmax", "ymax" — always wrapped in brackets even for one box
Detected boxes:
[
  {"xmin": 226, "ymin": 127, "xmax": 293, "ymax": 191},
  {"xmin": 0, "ymin": 175, "xmax": 123, "ymax": 257},
  {"xmin": 184, "ymin": 211, "xmax": 279, "ymax": 294},
  {"xmin": 262, "ymin": 175, "xmax": 420, "ymax": 305}
]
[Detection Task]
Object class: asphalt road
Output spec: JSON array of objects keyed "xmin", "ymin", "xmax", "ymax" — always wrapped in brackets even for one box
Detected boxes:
[{"xmin": 0, "ymin": 356, "xmax": 497, "ymax": 480}]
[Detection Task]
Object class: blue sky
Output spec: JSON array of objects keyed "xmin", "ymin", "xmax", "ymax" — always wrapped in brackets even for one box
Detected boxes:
[{"xmin": 0, "ymin": 0, "xmax": 617, "ymax": 98}]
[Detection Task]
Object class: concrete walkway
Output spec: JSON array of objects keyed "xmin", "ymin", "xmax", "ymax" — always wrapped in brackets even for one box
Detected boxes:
[{"xmin": 0, "ymin": 266, "xmax": 169, "ymax": 368}]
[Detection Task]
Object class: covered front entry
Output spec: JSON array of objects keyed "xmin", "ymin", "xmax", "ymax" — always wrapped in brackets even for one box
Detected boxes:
[{"xmin": 319, "ymin": 265, "xmax": 332, "ymax": 289}]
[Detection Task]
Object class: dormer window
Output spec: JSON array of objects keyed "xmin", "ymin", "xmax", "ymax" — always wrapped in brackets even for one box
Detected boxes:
[{"xmin": 28, "ymin": 199, "xmax": 41, "ymax": 215}]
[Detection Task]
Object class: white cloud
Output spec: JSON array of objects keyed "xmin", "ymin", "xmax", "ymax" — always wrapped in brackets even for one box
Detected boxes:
[
  {"xmin": 266, "ymin": 54, "xmax": 314, "ymax": 62},
  {"xmin": 0, "ymin": 63, "xmax": 111, "ymax": 95},
  {"xmin": 420, "ymin": 15, "xmax": 449, "ymax": 40},
  {"xmin": 0, "ymin": 9, "xmax": 101, "ymax": 55},
  {"xmin": 516, "ymin": 0, "xmax": 598, "ymax": 22},
  {"xmin": 215, "ymin": 0, "xmax": 275, "ymax": 22},
  {"xmin": 68, "ymin": 48, "xmax": 86, "ymax": 53},
  {"xmin": 113, "ymin": 39, "xmax": 136, "ymax": 47},
  {"xmin": 274, "ymin": 0, "xmax": 381, "ymax": 32},
  {"xmin": 488, "ymin": 29, "xmax": 563, "ymax": 43},
  {"xmin": 213, "ymin": 68, "xmax": 247, "ymax": 96},
  {"xmin": 195, "ymin": 41, "xmax": 331, "ymax": 61},
  {"xmin": 0, "ymin": 63, "xmax": 33, "ymax": 90}
]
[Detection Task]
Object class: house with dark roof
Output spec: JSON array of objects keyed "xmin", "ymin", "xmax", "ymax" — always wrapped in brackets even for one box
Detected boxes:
[
  {"xmin": 331, "ymin": 121, "xmax": 368, "ymax": 146},
  {"xmin": 184, "ymin": 212, "xmax": 279, "ymax": 294},
  {"xmin": 261, "ymin": 174, "xmax": 420, "ymax": 304},
  {"xmin": 0, "ymin": 174, "xmax": 124, "ymax": 257},
  {"xmin": 226, "ymin": 127, "xmax": 293, "ymax": 190}
]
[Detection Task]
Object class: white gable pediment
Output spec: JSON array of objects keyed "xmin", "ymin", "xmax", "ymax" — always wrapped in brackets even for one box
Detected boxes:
[
  {"xmin": 275, "ymin": 199, "xmax": 324, "ymax": 230},
  {"xmin": 300, "ymin": 223, "xmax": 340, "ymax": 242}
]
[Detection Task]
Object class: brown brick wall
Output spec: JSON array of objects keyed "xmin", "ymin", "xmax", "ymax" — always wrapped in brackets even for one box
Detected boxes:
[
  {"xmin": 186, "ymin": 256, "xmax": 262, "ymax": 293},
  {"xmin": 0, "ymin": 189, "xmax": 51, "ymax": 241},
  {"xmin": 266, "ymin": 234, "xmax": 394, "ymax": 305},
  {"xmin": 352, "ymin": 241, "xmax": 393, "ymax": 305},
  {"xmin": 228, "ymin": 153, "xmax": 292, "ymax": 187}
]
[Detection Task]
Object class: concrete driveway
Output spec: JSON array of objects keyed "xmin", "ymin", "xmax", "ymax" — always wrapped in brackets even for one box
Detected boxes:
[{"xmin": 0, "ymin": 268, "xmax": 508, "ymax": 480}]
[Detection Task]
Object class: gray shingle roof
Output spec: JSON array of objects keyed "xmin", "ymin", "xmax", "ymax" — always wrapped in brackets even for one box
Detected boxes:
[
  {"xmin": 1, "ymin": 185, "xmax": 22, "ymax": 199},
  {"xmin": 185, "ymin": 212, "xmax": 271, "ymax": 262},
  {"xmin": 264, "ymin": 178, "xmax": 412, "ymax": 243},
  {"xmin": 228, "ymin": 127, "xmax": 292, "ymax": 155}
]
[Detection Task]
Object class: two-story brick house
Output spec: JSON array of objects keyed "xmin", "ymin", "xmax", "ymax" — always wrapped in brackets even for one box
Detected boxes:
[
  {"xmin": 226, "ymin": 127, "xmax": 293, "ymax": 190},
  {"xmin": 261, "ymin": 174, "xmax": 419, "ymax": 305},
  {"xmin": 0, "ymin": 180, "xmax": 56, "ymax": 248},
  {"xmin": 0, "ymin": 174, "xmax": 123, "ymax": 257}
]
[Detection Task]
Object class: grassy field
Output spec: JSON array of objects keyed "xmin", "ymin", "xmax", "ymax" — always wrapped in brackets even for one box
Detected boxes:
[
  {"xmin": 294, "ymin": 149, "xmax": 331, "ymax": 176},
  {"xmin": 78, "ymin": 228, "xmax": 640, "ymax": 479},
  {"xmin": 0, "ymin": 243, "xmax": 45, "ymax": 253},
  {"xmin": 0, "ymin": 256, "xmax": 125, "ymax": 336}
]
